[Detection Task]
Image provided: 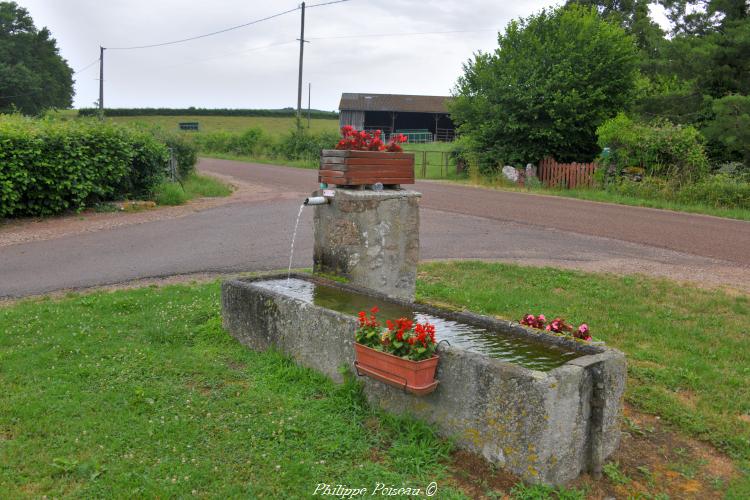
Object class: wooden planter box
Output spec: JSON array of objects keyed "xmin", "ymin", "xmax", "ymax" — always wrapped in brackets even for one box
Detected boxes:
[
  {"xmin": 354, "ymin": 343, "xmax": 439, "ymax": 395},
  {"xmin": 319, "ymin": 149, "xmax": 415, "ymax": 186}
]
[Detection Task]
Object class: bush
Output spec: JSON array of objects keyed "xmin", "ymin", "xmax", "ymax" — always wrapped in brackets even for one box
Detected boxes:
[
  {"xmin": 0, "ymin": 115, "xmax": 168, "ymax": 217},
  {"xmin": 193, "ymin": 128, "xmax": 271, "ymax": 157},
  {"xmin": 676, "ymin": 174, "xmax": 750, "ymax": 209},
  {"xmin": 604, "ymin": 174, "xmax": 750, "ymax": 210},
  {"xmin": 597, "ymin": 113, "xmax": 710, "ymax": 182},
  {"xmin": 274, "ymin": 128, "xmax": 339, "ymax": 162},
  {"xmin": 160, "ymin": 132, "xmax": 198, "ymax": 178}
]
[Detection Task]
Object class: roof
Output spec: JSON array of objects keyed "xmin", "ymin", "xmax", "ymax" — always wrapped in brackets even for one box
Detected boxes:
[{"xmin": 339, "ymin": 93, "xmax": 452, "ymax": 113}]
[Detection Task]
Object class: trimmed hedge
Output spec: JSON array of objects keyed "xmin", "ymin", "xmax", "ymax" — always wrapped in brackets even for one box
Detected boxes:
[
  {"xmin": 0, "ymin": 115, "xmax": 169, "ymax": 217},
  {"xmin": 77, "ymin": 107, "xmax": 339, "ymax": 119}
]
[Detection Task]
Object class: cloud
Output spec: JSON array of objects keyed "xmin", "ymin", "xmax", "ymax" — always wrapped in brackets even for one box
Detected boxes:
[{"xmin": 21, "ymin": 0, "xmax": 552, "ymax": 110}]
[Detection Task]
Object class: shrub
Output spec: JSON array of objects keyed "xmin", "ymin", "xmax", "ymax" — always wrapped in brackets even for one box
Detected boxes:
[
  {"xmin": 158, "ymin": 132, "xmax": 198, "ymax": 178},
  {"xmin": 676, "ymin": 174, "xmax": 750, "ymax": 209},
  {"xmin": 597, "ymin": 113, "xmax": 710, "ymax": 182},
  {"xmin": 274, "ymin": 128, "xmax": 339, "ymax": 162},
  {"xmin": 77, "ymin": 107, "xmax": 339, "ymax": 119},
  {"xmin": 0, "ymin": 115, "xmax": 168, "ymax": 217},
  {"xmin": 193, "ymin": 128, "xmax": 271, "ymax": 157}
]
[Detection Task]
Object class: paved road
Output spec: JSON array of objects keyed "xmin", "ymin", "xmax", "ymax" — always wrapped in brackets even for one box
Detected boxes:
[{"xmin": 1, "ymin": 158, "xmax": 748, "ymax": 298}]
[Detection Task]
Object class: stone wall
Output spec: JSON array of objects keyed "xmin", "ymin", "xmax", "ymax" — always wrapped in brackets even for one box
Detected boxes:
[
  {"xmin": 221, "ymin": 274, "xmax": 627, "ymax": 485},
  {"xmin": 313, "ymin": 189, "xmax": 420, "ymax": 301}
]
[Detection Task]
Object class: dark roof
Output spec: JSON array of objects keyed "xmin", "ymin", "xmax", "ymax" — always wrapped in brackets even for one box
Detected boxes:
[{"xmin": 339, "ymin": 93, "xmax": 452, "ymax": 113}]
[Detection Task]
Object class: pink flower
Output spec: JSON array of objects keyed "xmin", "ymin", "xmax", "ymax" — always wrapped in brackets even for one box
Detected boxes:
[{"xmin": 538, "ymin": 314, "xmax": 546, "ymax": 323}]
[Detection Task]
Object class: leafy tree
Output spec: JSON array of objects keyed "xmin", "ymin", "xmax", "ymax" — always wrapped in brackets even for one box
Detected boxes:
[
  {"xmin": 659, "ymin": 0, "xmax": 748, "ymax": 36},
  {"xmin": 450, "ymin": 5, "xmax": 639, "ymax": 170},
  {"xmin": 702, "ymin": 94, "xmax": 750, "ymax": 163},
  {"xmin": 0, "ymin": 1, "xmax": 73, "ymax": 114}
]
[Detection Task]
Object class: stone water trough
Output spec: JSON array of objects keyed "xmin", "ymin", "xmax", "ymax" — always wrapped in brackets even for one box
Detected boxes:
[{"xmin": 221, "ymin": 272, "xmax": 626, "ymax": 485}]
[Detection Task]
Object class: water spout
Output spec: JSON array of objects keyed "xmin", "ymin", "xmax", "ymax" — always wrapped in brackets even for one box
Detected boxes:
[{"xmin": 304, "ymin": 196, "xmax": 328, "ymax": 206}]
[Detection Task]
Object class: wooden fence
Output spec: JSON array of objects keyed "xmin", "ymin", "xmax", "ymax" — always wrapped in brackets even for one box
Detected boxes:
[{"xmin": 538, "ymin": 157, "xmax": 597, "ymax": 189}]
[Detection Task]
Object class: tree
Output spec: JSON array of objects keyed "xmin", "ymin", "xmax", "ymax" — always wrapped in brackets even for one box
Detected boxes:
[
  {"xmin": 0, "ymin": 1, "xmax": 73, "ymax": 114},
  {"xmin": 702, "ymin": 94, "xmax": 750, "ymax": 163},
  {"xmin": 450, "ymin": 5, "xmax": 639, "ymax": 169}
]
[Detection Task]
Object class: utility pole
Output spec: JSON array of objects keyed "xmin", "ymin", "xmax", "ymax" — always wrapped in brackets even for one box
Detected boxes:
[
  {"xmin": 307, "ymin": 82, "xmax": 311, "ymax": 129},
  {"xmin": 98, "ymin": 46, "xmax": 105, "ymax": 120},
  {"xmin": 296, "ymin": 2, "xmax": 308, "ymax": 127}
]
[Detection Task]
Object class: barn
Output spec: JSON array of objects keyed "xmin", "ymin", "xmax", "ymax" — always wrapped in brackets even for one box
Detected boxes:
[{"xmin": 338, "ymin": 93, "xmax": 455, "ymax": 142}]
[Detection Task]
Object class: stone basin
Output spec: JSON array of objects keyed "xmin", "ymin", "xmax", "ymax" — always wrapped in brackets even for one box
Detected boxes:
[{"xmin": 221, "ymin": 272, "xmax": 626, "ymax": 485}]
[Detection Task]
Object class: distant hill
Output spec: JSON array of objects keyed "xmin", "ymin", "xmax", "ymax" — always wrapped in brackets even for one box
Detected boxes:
[{"xmin": 78, "ymin": 107, "xmax": 339, "ymax": 119}]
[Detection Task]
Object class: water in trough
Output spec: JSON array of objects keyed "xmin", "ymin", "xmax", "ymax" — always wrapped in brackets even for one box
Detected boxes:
[{"xmin": 254, "ymin": 277, "xmax": 582, "ymax": 371}]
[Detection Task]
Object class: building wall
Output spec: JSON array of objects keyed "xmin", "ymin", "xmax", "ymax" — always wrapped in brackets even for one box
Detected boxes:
[{"xmin": 339, "ymin": 110, "xmax": 364, "ymax": 130}]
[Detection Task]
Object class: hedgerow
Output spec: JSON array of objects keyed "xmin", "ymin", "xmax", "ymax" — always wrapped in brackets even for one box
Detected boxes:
[
  {"xmin": 0, "ymin": 115, "xmax": 169, "ymax": 217},
  {"xmin": 77, "ymin": 107, "xmax": 339, "ymax": 119}
]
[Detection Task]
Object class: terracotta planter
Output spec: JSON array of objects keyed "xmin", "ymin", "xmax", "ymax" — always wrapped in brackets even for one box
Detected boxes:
[
  {"xmin": 319, "ymin": 150, "xmax": 415, "ymax": 187},
  {"xmin": 354, "ymin": 343, "xmax": 439, "ymax": 395}
]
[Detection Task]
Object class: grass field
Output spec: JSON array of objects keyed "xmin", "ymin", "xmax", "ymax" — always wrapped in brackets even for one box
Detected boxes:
[
  {"xmin": 1, "ymin": 263, "xmax": 748, "ymax": 497},
  {"xmin": 153, "ymin": 173, "xmax": 233, "ymax": 206},
  {"xmin": 106, "ymin": 115, "xmax": 339, "ymax": 138}
]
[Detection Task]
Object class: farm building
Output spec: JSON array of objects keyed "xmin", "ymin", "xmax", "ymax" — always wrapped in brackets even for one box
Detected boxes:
[{"xmin": 338, "ymin": 93, "xmax": 456, "ymax": 142}]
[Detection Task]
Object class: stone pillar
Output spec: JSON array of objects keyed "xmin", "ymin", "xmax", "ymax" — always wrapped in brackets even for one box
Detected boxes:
[{"xmin": 313, "ymin": 189, "xmax": 420, "ymax": 301}]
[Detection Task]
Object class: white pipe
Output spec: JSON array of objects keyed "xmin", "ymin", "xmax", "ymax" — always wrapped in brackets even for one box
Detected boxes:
[{"xmin": 304, "ymin": 196, "xmax": 328, "ymax": 206}]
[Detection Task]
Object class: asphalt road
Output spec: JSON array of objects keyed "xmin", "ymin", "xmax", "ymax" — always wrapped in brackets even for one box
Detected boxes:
[{"xmin": 1, "ymin": 158, "xmax": 748, "ymax": 298}]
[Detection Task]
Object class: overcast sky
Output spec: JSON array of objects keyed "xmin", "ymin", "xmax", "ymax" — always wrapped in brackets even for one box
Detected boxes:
[{"xmin": 19, "ymin": 1, "xmax": 669, "ymax": 111}]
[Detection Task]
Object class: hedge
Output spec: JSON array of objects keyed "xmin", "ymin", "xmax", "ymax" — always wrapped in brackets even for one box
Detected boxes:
[
  {"xmin": 0, "ymin": 115, "xmax": 169, "ymax": 217},
  {"xmin": 77, "ymin": 107, "xmax": 339, "ymax": 119}
]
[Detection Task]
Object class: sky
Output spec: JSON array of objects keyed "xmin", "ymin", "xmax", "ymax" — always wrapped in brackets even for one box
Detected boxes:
[
  {"xmin": 19, "ymin": 1, "xmax": 671, "ymax": 111},
  {"xmin": 17, "ymin": 0, "xmax": 558, "ymax": 110}
]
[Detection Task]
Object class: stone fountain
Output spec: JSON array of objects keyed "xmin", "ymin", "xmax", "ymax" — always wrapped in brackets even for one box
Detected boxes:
[{"xmin": 221, "ymin": 148, "xmax": 626, "ymax": 485}]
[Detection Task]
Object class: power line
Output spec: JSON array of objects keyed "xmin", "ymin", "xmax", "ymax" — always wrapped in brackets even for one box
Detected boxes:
[
  {"xmin": 74, "ymin": 57, "xmax": 100, "ymax": 74},
  {"xmin": 307, "ymin": 0, "xmax": 352, "ymax": 8},
  {"xmin": 106, "ymin": 6, "xmax": 300, "ymax": 50}
]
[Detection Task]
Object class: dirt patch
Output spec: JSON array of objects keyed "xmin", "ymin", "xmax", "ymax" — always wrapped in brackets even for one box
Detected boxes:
[
  {"xmin": 227, "ymin": 360, "xmax": 247, "ymax": 371},
  {"xmin": 0, "ymin": 171, "xmax": 299, "ymax": 249},
  {"xmin": 446, "ymin": 404, "xmax": 738, "ymax": 499}
]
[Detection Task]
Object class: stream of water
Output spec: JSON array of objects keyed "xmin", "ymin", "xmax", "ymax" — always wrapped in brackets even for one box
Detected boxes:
[{"xmin": 287, "ymin": 205, "xmax": 305, "ymax": 282}]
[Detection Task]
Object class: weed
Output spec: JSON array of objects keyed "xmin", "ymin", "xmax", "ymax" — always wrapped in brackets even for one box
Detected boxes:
[{"xmin": 603, "ymin": 462, "xmax": 631, "ymax": 485}]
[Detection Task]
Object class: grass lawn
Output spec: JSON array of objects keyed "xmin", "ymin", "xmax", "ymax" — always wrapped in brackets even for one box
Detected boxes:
[
  {"xmin": 105, "ymin": 115, "xmax": 339, "ymax": 138},
  {"xmin": 0, "ymin": 283, "xmax": 464, "ymax": 498},
  {"xmin": 455, "ymin": 177, "xmax": 750, "ymax": 222},
  {"xmin": 153, "ymin": 173, "xmax": 233, "ymax": 206},
  {"xmin": 402, "ymin": 143, "xmax": 462, "ymax": 180},
  {"xmin": 417, "ymin": 261, "xmax": 750, "ymax": 497},
  {"xmin": 1, "ymin": 262, "xmax": 748, "ymax": 497}
]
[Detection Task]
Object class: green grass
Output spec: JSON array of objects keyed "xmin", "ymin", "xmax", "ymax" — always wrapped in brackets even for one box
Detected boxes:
[
  {"xmin": 2, "ymin": 263, "xmax": 749, "ymax": 496},
  {"xmin": 416, "ymin": 261, "xmax": 750, "ymax": 496},
  {"xmin": 456, "ymin": 178, "xmax": 750, "ymax": 221},
  {"xmin": 153, "ymin": 173, "xmax": 232, "ymax": 206},
  {"xmin": 199, "ymin": 152, "xmax": 320, "ymax": 170},
  {"xmin": 402, "ymin": 143, "xmax": 462, "ymax": 180},
  {"xmin": 105, "ymin": 115, "xmax": 339, "ymax": 138},
  {"xmin": 0, "ymin": 282, "xmax": 466, "ymax": 498}
]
